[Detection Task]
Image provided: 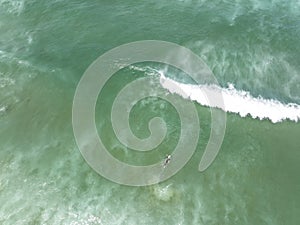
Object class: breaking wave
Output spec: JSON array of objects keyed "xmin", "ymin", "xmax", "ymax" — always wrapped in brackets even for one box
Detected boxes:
[{"xmin": 159, "ymin": 72, "xmax": 300, "ymax": 123}]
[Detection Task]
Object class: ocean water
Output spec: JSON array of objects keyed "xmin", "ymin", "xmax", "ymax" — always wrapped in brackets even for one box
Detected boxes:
[{"xmin": 1, "ymin": 0, "xmax": 300, "ymax": 224}]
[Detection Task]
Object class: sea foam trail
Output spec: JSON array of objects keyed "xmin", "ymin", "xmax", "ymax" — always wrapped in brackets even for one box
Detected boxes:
[{"xmin": 159, "ymin": 73, "xmax": 300, "ymax": 123}]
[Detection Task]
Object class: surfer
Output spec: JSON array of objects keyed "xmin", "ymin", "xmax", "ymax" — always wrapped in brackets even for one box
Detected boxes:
[{"xmin": 163, "ymin": 154, "xmax": 171, "ymax": 168}]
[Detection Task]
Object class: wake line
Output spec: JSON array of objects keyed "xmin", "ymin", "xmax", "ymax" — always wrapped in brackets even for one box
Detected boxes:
[{"xmin": 159, "ymin": 73, "xmax": 300, "ymax": 123}]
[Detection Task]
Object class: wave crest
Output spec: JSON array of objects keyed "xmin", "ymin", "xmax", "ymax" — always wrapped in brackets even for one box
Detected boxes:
[{"xmin": 160, "ymin": 73, "xmax": 300, "ymax": 123}]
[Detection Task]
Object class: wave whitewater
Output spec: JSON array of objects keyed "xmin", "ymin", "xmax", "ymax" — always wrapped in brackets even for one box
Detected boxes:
[{"xmin": 159, "ymin": 72, "xmax": 300, "ymax": 123}]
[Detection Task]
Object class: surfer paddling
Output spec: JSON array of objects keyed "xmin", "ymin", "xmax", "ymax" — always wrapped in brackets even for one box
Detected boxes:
[{"xmin": 163, "ymin": 154, "xmax": 171, "ymax": 168}]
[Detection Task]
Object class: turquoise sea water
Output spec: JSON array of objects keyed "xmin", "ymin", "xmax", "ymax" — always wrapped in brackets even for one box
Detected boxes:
[{"xmin": 0, "ymin": 0, "xmax": 300, "ymax": 224}]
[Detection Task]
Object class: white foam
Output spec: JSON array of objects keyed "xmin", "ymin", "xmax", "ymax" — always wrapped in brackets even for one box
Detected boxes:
[
  {"xmin": 152, "ymin": 184, "xmax": 175, "ymax": 201},
  {"xmin": 159, "ymin": 72, "xmax": 300, "ymax": 123},
  {"xmin": 0, "ymin": 105, "xmax": 7, "ymax": 113},
  {"xmin": 0, "ymin": 0, "xmax": 24, "ymax": 15}
]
